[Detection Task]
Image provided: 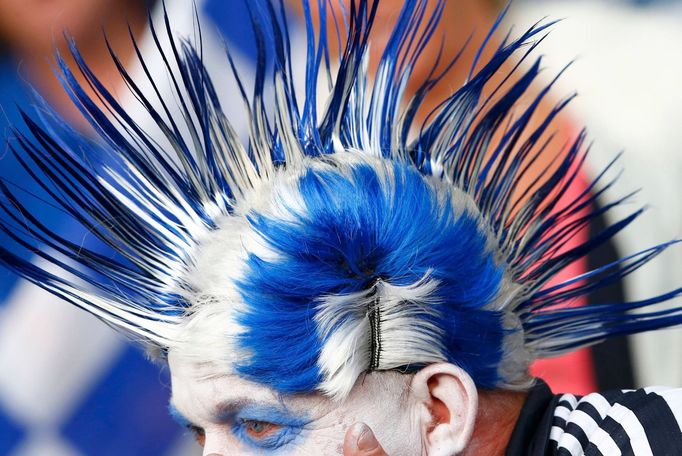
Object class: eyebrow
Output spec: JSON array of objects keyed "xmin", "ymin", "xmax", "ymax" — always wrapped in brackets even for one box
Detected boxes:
[
  {"xmin": 216, "ymin": 398, "xmax": 267, "ymax": 415},
  {"xmin": 168, "ymin": 398, "xmax": 308, "ymax": 428},
  {"xmin": 222, "ymin": 401, "xmax": 309, "ymax": 427}
]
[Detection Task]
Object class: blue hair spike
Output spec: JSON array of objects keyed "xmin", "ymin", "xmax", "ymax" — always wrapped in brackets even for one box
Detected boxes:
[{"xmin": 1, "ymin": 0, "xmax": 682, "ymax": 397}]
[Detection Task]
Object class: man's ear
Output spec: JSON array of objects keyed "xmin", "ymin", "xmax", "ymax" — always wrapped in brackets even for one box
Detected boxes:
[{"xmin": 409, "ymin": 363, "xmax": 478, "ymax": 456}]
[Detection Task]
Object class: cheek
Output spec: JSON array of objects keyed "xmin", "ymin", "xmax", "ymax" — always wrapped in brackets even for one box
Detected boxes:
[
  {"xmin": 302, "ymin": 436, "xmax": 346, "ymax": 456},
  {"xmin": 299, "ymin": 410, "xmax": 353, "ymax": 455},
  {"xmin": 203, "ymin": 427, "xmax": 263, "ymax": 456},
  {"xmin": 301, "ymin": 401, "xmax": 418, "ymax": 456},
  {"xmin": 337, "ymin": 393, "xmax": 422, "ymax": 455}
]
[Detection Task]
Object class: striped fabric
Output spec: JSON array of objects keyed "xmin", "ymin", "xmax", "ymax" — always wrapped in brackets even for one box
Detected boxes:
[{"xmin": 549, "ymin": 388, "xmax": 682, "ymax": 455}]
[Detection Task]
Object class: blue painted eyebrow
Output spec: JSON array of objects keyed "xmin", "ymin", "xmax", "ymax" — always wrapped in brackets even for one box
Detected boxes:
[
  {"xmin": 227, "ymin": 403, "xmax": 309, "ymax": 427},
  {"xmin": 168, "ymin": 400, "xmax": 309, "ymax": 428}
]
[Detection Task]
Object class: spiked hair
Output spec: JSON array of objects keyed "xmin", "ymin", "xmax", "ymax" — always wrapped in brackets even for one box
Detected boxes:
[{"xmin": 1, "ymin": 0, "xmax": 682, "ymax": 399}]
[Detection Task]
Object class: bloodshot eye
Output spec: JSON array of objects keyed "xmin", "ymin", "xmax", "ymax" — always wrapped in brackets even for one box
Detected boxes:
[{"xmin": 243, "ymin": 419, "xmax": 282, "ymax": 439}]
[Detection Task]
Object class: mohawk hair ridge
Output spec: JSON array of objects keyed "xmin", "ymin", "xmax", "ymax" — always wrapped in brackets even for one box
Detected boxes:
[{"xmin": 1, "ymin": 0, "xmax": 682, "ymax": 398}]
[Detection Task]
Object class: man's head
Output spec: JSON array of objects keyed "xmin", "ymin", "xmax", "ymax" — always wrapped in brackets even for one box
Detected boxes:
[
  {"xmin": 163, "ymin": 151, "xmax": 493, "ymax": 453},
  {"xmin": 169, "ymin": 353, "xmax": 478, "ymax": 455},
  {"xmin": 170, "ymin": 152, "xmax": 528, "ymax": 398}
]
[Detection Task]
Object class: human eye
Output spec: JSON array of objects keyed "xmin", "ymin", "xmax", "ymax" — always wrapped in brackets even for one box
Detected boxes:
[
  {"xmin": 232, "ymin": 415, "xmax": 302, "ymax": 450},
  {"xmin": 242, "ymin": 419, "xmax": 283, "ymax": 439}
]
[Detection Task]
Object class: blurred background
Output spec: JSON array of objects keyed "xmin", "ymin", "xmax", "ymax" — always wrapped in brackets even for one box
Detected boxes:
[{"xmin": 0, "ymin": 0, "xmax": 681, "ymax": 454}]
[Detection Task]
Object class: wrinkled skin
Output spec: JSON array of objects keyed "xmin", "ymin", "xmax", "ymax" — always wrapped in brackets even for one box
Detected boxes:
[{"xmin": 169, "ymin": 351, "xmax": 423, "ymax": 455}]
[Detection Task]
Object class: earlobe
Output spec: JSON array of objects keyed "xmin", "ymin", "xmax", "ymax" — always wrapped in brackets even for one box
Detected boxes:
[{"xmin": 410, "ymin": 363, "xmax": 478, "ymax": 456}]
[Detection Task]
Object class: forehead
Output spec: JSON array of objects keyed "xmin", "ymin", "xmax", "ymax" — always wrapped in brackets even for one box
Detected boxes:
[
  {"xmin": 167, "ymin": 350, "xmax": 412, "ymax": 423},
  {"xmin": 167, "ymin": 350, "xmax": 329, "ymax": 423},
  {"xmin": 166, "ymin": 351, "xmax": 421, "ymax": 455}
]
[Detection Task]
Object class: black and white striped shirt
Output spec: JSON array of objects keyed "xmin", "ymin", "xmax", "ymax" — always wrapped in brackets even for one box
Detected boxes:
[{"xmin": 506, "ymin": 380, "xmax": 682, "ymax": 455}]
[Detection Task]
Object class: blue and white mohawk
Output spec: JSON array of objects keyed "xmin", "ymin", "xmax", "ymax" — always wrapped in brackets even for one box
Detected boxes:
[{"xmin": 2, "ymin": 0, "xmax": 682, "ymax": 399}]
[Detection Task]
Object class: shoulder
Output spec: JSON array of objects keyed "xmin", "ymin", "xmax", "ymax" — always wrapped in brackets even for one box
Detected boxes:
[{"xmin": 549, "ymin": 387, "xmax": 682, "ymax": 455}]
